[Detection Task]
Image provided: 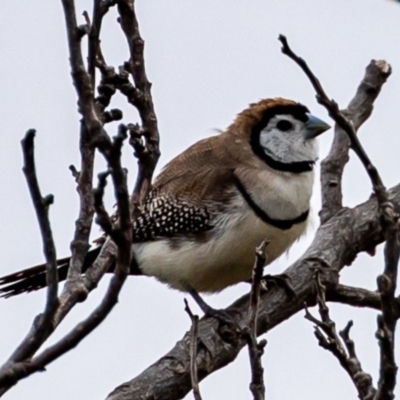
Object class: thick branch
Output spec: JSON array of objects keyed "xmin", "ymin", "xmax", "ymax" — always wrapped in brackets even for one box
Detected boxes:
[
  {"xmin": 318, "ymin": 60, "xmax": 391, "ymax": 223},
  {"xmin": 105, "ymin": 182, "xmax": 400, "ymax": 400}
]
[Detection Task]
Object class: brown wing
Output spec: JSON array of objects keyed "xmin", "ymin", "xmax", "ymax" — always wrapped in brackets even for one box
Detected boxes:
[{"xmin": 133, "ymin": 135, "xmax": 239, "ymax": 241}]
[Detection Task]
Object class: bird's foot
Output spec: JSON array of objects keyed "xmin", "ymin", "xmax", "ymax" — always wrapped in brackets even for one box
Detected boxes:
[
  {"xmin": 261, "ymin": 273, "xmax": 297, "ymax": 299},
  {"xmin": 203, "ymin": 306, "xmax": 242, "ymax": 331},
  {"xmin": 187, "ymin": 286, "xmax": 242, "ymax": 332}
]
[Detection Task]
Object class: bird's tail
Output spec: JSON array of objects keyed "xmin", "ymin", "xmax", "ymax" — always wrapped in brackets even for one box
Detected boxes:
[{"xmin": 0, "ymin": 247, "xmax": 102, "ymax": 298}]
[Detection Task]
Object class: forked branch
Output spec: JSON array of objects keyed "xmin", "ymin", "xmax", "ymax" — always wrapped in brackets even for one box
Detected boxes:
[
  {"xmin": 305, "ymin": 271, "xmax": 376, "ymax": 400},
  {"xmin": 0, "ymin": 0, "xmax": 158, "ymax": 394},
  {"xmin": 278, "ymin": 34, "xmax": 392, "ymax": 220},
  {"xmin": 0, "ymin": 131, "xmax": 59, "ymax": 392},
  {"xmin": 279, "ymin": 35, "xmax": 398, "ymax": 400},
  {"xmin": 105, "ymin": 52, "xmax": 393, "ymax": 400}
]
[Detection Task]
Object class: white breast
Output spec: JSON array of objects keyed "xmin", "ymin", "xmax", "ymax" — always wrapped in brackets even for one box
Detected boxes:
[
  {"xmin": 134, "ymin": 192, "xmax": 309, "ymax": 293},
  {"xmin": 239, "ymin": 167, "xmax": 314, "ymax": 220}
]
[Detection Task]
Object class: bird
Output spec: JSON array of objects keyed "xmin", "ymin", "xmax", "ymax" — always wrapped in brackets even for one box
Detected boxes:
[{"xmin": 0, "ymin": 98, "xmax": 330, "ymax": 315}]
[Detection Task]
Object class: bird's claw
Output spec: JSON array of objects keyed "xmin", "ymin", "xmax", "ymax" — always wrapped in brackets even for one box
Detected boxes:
[
  {"xmin": 262, "ymin": 273, "xmax": 297, "ymax": 299},
  {"xmin": 203, "ymin": 307, "xmax": 242, "ymax": 332}
]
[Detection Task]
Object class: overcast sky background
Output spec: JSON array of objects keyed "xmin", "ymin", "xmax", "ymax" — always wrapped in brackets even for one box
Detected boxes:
[{"xmin": 1, "ymin": 0, "xmax": 400, "ymax": 399}]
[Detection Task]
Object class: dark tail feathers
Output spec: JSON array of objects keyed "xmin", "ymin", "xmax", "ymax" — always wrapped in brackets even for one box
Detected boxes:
[{"xmin": 0, "ymin": 247, "xmax": 102, "ymax": 298}]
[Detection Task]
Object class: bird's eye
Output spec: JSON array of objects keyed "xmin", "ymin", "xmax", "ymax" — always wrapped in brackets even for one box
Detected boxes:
[{"xmin": 276, "ymin": 120, "xmax": 293, "ymax": 131}]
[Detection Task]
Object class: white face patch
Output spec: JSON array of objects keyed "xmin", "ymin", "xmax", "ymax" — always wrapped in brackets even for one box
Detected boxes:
[{"xmin": 259, "ymin": 114, "xmax": 319, "ymax": 164}]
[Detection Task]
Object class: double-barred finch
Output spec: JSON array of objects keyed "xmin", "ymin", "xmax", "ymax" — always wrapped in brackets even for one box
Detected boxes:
[{"xmin": 0, "ymin": 98, "xmax": 330, "ymax": 299}]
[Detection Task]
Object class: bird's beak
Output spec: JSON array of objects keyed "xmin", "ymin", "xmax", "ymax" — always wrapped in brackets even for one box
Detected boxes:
[{"xmin": 304, "ymin": 113, "xmax": 331, "ymax": 140}]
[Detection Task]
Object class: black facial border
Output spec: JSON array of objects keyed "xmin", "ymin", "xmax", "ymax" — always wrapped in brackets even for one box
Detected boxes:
[{"xmin": 250, "ymin": 103, "xmax": 314, "ymax": 173}]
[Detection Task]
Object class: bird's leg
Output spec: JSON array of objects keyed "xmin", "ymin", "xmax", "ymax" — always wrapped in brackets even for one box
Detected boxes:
[
  {"xmin": 261, "ymin": 273, "xmax": 297, "ymax": 299},
  {"xmin": 187, "ymin": 286, "xmax": 242, "ymax": 331}
]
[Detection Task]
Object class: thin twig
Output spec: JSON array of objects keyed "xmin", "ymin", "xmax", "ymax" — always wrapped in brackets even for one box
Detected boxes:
[
  {"xmin": 66, "ymin": 0, "xmax": 108, "ymax": 283},
  {"xmin": 278, "ymin": 35, "xmax": 390, "ymax": 210},
  {"xmin": 278, "ymin": 34, "xmax": 399, "ymax": 400},
  {"xmin": 375, "ymin": 207, "xmax": 399, "ymax": 400},
  {"xmin": 21, "ymin": 131, "xmax": 59, "ymax": 321},
  {"xmin": 0, "ymin": 130, "xmax": 59, "ymax": 373},
  {"xmin": 60, "ymin": 0, "xmax": 131, "ymax": 293},
  {"xmin": 245, "ymin": 241, "xmax": 268, "ymax": 400},
  {"xmin": 304, "ymin": 271, "xmax": 376, "ymax": 400},
  {"xmin": 61, "ymin": 0, "xmax": 105, "ymax": 285},
  {"xmin": 0, "ymin": 0, "xmax": 136, "ymax": 392},
  {"xmin": 93, "ymin": 171, "xmax": 113, "ymax": 235},
  {"xmin": 93, "ymin": 0, "xmax": 160, "ymax": 215},
  {"xmin": 67, "ymin": 123, "xmax": 95, "ymax": 283},
  {"xmin": 0, "ymin": 158, "xmax": 131, "ymax": 388},
  {"xmin": 327, "ymin": 284, "xmax": 381, "ymax": 310},
  {"xmin": 116, "ymin": 0, "xmax": 160, "ymax": 214},
  {"xmin": 61, "ymin": 0, "xmax": 103, "ymax": 133},
  {"xmin": 184, "ymin": 299, "xmax": 202, "ymax": 400},
  {"xmin": 87, "ymin": 0, "xmax": 100, "ymax": 87},
  {"xmin": 327, "ymin": 283, "xmax": 400, "ymax": 315}
]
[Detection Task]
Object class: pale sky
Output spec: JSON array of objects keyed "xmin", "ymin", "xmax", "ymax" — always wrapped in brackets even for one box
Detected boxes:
[{"xmin": 1, "ymin": 0, "xmax": 400, "ymax": 399}]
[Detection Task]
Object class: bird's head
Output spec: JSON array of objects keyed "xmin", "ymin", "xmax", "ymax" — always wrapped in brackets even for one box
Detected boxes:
[{"xmin": 231, "ymin": 98, "xmax": 331, "ymax": 172}]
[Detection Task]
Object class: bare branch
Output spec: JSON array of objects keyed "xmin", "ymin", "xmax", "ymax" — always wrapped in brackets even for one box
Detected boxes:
[
  {"xmin": 375, "ymin": 207, "xmax": 400, "ymax": 400},
  {"xmin": 87, "ymin": 0, "xmax": 101, "ymax": 87},
  {"xmin": 184, "ymin": 300, "xmax": 203, "ymax": 400},
  {"xmin": 61, "ymin": 0, "xmax": 103, "ymax": 133},
  {"xmin": 0, "ymin": 131, "xmax": 132, "ymax": 389},
  {"xmin": 21, "ymin": 131, "xmax": 59, "ymax": 321},
  {"xmin": 245, "ymin": 242, "xmax": 268, "ymax": 400},
  {"xmin": 327, "ymin": 284, "xmax": 400, "ymax": 316},
  {"xmin": 92, "ymin": 0, "xmax": 160, "ymax": 217},
  {"xmin": 61, "ymin": 0, "xmax": 104, "ymax": 285},
  {"xmin": 105, "ymin": 58, "xmax": 393, "ymax": 400},
  {"xmin": 327, "ymin": 284, "xmax": 381, "ymax": 310},
  {"xmin": 278, "ymin": 35, "xmax": 399, "ymax": 399},
  {"xmin": 305, "ymin": 272, "xmax": 376, "ymax": 400},
  {"xmin": 93, "ymin": 170, "xmax": 113, "ymax": 235},
  {"xmin": 106, "ymin": 182, "xmax": 400, "ymax": 400},
  {"xmin": 0, "ymin": 257, "xmax": 128, "ymax": 388},
  {"xmin": 58, "ymin": 0, "xmax": 133, "ymax": 305},
  {"xmin": 319, "ymin": 60, "xmax": 391, "ymax": 223},
  {"xmin": 67, "ymin": 123, "xmax": 95, "ymax": 282},
  {"xmin": 0, "ymin": 130, "xmax": 59, "ymax": 377},
  {"xmin": 116, "ymin": 0, "xmax": 160, "ymax": 212},
  {"xmin": 0, "ymin": 0, "xmax": 138, "ymax": 391},
  {"xmin": 278, "ymin": 34, "xmax": 391, "ymax": 211},
  {"xmin": 339, "ymin": 322, "xmax": 377, "ymax": 400}
]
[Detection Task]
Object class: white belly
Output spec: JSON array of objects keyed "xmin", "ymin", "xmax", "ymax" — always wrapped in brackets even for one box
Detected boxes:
[{"xmin": 134, "ymin": 203, "xmax": 308, "ymax": 293}]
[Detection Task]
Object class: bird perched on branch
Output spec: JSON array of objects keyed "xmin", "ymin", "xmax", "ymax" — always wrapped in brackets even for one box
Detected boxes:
[{"xmin": 0, "ymin": 98, "xmax": 329, "ymax": 315}]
